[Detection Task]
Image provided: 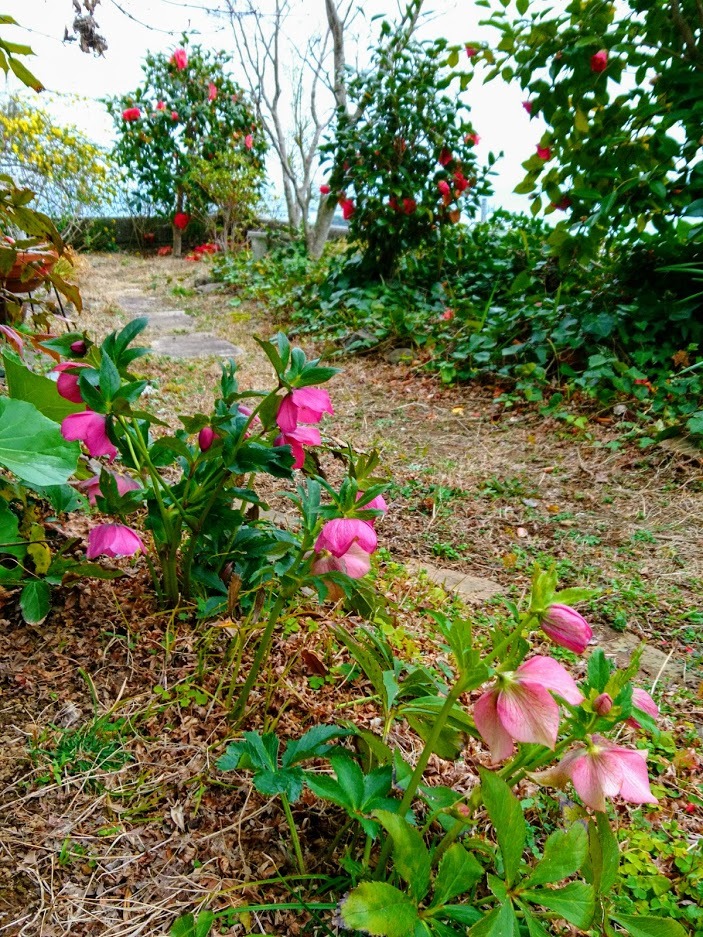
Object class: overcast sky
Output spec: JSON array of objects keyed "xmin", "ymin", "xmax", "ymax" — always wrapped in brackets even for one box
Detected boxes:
[{"xmin": 7, "ymin": 0, "xmax": 538, "ymax": 215}]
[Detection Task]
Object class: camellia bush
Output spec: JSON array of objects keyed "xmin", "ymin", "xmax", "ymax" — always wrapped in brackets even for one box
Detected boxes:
[
  {"xmin": 107, "ymin": 38, "xmax": 265, "ymax": 256},
  {"xmin": 478, "ymin": 0, "xmax": 703, "ymax": 264},
  {"xmin": 321, "ymin": 32, "xmax": 496, "ymax": 277}
]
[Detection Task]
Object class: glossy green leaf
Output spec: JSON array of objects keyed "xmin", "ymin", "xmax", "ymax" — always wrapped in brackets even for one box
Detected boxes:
[{"xmin": 0, "ymin": 397, "xmax": 79, "ymax": 487}]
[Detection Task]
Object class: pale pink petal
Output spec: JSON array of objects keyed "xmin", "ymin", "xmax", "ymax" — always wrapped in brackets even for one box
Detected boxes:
[
  {"xmin": 497, "ymin": 683, "xmax": 560, "ymax": 749},
  {"xmin": 516, "ymin": 656, "xmax": 584, "ymax": 705},
  {"xmin": 613, "ymin": 747, "xmax": 657, "ymax": 804},
  {"xmin": 474, "ymin": 689, "xmax": 515, "ymax": 762},
  {"xmin": 628, "ymin": 688, "xmax": 659, "ymax": 728},
  {"xmin": 312, "ymin": 543, "xmax": 371, "ymax": 580},
  {"xmin": 532, "ymin": 747, "xmax": 583, "ymax": 789},
  {"xmin": 314, "ymin": 518, "xmax": 377, "ymax": 558},
  {"xmin": 86, "ymin": 524, "xmax": 144, "ymax": 559},
  {"xmin": 357, "ymin": 492, "xmax": 388, "ymax": 525},
  {"xmin": 286, "ymin": 425, "xmax": 321, "ymax": 447},
  {"xmin": 570, "ymin": 749, "xmax": 622, "ymax": 812}
]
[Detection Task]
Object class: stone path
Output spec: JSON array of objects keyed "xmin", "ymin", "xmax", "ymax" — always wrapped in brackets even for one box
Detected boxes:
[{"xmin": 115, "ymin": 288, "xmax": 243, "ymax": 360}]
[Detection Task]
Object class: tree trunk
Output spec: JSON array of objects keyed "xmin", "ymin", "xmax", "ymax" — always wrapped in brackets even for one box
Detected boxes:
[
  {"xmin": 307, "ymin": 195, "xmax": 337, "ymax": 259},
  {"xmin": 173, "ymin": 188, "xmax": 184, "ymax": 258}
]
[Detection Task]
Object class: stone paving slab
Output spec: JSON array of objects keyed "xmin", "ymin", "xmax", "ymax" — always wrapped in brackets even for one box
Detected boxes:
[
  {"xmin": 149, "ymin": 333, "xmax": 243, "ymax": 358},
  {"xmin": 406, "ymin": 560, "xmax": 503, "ymax": 603}
]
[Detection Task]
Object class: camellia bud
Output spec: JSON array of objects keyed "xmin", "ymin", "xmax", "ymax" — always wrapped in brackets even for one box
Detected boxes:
[
  {"xmin": 198, "ymin": 426, "xmax": 216, "ymax": 451},
  {"xmin": 593, "ymin": 693, "xmax": 613, "ymax": 716},
  {"xmin": 70, "ymin": 339, "xmax": 88, "ymax": 356}
]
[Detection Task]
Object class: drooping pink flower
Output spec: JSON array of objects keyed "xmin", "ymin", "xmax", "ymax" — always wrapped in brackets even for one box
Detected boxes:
[
  {"xmin": 86, "ymin": 524, "xmax": 145, "ymax": 560},
  {"xmin": 534, "ymin": 736, "xmax": 657, "ymax": 812},
  {"xmin": 312, "ymin": 542, "xmax": 371, "ymax": 580},
  {"xmin": 438, "ymin": 147, "xmax": 453, "ymax": 167},
  {"xmin": 122, "ymin": 107, "xmax": 141, "ymax": 122},
  {"xmin": 627, "ymin": 688, "xmax": 659, "ymax": 728},
  {"xmin": 170, "ymin": 48, "xmax": 188, "ymax": 70},
  {"xmin": 522, "ymin": 100, "xmax": 532, "ymax": 115},
  {"xmin": 174, "ymin": 212, "xmax": 191, "ymax": 231},
  {"xmin": 319, "ymin": 184, "xmax": 331, "ymax": 195},
  {"xmin": 340, "ymin": 197, "xmax": 355, "ymax": 220},
  {"xmin": 356, "ymin": 492, "xmax": 388, "ymax": 526},
  {"xmin": 540, "ymin": 603, "xmax": 593, "ymax": 654},
  {"xmin": 208, "ymin": 81, "xmax": 218, "ymax": 101},
  {"xmin": 402, "ymin": 197, "xmax": 417, "ymax": 215},
  {"xmin": 275, "ymin": 425, "xmax": 321, "ymax": 470},
  {"xmin": 438, "ymin": 180, "xmax": 451, "ymax": 198},
  {"xmin": 537, "ymin": 144, "xmax": 552, "ymax": 161},
  {"xmin": 61, "ymin": 411, "xmax": 117, "ymax": 460},
  {"xmin": 244, "ymin": 133, "xmax": 254, "ymax": 150},
  {"xmin": 590, "ymin": 49, "xmax": 608, "ymax": 73},
  {"xmin": 593, "ymin": 693, "xmax": 613, "ymax": 716},
  {"xmin": 156, "ymin": 100, "xmax": 166, "ymax": 111},
  {"xmin": 51, "ymin": 362, "xmax": 92, "ymax": 404},
  {"xmin": 315, "ymin": 518, "xmax": 377, "ymax": 558},
  {"xmin": 198, "ymin": 426, "xmax": 217, "ymax": 451},
  {"xmin": 474, "ymin": 656, "xmax": 584, "ymax": 762},
  {"xmin": 465, "ymin": 45, "xmax": 478, "ymax": 58},
  {"xmin": 0, "ymin": 324, "xmax": 24, "ymax": 356},
  {"xmin": 276, "ymin": 387, "xmax": 334, "ymax": 433},
  {"xmin": 70, "ymin": 339, "xmax": 88, "ymax": 356},
  {"xmin": 77, "ymin": 472, "xmax": 140, "ymax": 506}
]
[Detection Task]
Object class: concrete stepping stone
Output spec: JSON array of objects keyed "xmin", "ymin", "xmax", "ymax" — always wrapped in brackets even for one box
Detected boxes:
[
  {"xmin": 149, "ymin": 333, "xmax": 243, "ymax": 359},
  {"xmin": 406, "ymin": 560, "xmax": 503, "ymax": 603}
]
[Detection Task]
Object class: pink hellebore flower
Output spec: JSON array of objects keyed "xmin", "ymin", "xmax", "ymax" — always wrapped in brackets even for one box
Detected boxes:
[
  {"xmin": 208, "ymin": 82, "xmax": 218, "ymax": 101},
  {"xmin": 474, "ymin": 656, "xmax": 584, "ymax": 762},
  {"xmin": 78, "ymin": 472, "xmax": 140, "ymax": 506},
  {"xmin": 276, "ymin": 386, "xmax": 334, "ymax": 433},
  {"xmin": 537, "ymin": 144, "xmax": 552, "ymax": 161},
  {"xmin": 275, "ymin": 425, "xmax": 321, "ymax": 470},
  {"xmin": 61, "ymin": 411, "xmax": 117, "ymax": 461},
  {"xmin": 593, "ymin": 693, "xmax": 613, "ymax": 716},
  {"xmin": 170, "ymin": 48, "xmax": 188, "ymax": 70},
  {"xmin": 51, "ymin": 361, "xmax": 92, "ymax": 404},
  {"xmin": 540, "ymin": 603, "xmax": 593, "ymax": 654},
  {"xmin": 590, "ymin": 49, "xmax": 608, "ymax": 73},
  {"xmin": 534, "ymin": 735, "xmax": 657, "ymax": 812},
  {"xmin": 312, "ymin": 542, "xmax": 371, "ymax": 580},
  {"xmin": 627, "ymin": 688, "xmax": 659, "ymax": 728},
  {"xmin": 315, "ymin": 517, "xmax": 377, "ymax": 558},
  {"xmin": 244, "ymin": 133, "xmax": 254, "ymax": 150},
  {"xmin": 86, "ymin": 524, "xmax": 145, "ymax": 560},
  {"xmin": 70, "ymin": 339, "xmax": 88, "ymax": 356},
  {"xmin": 357, "ymin": 492, "xmax": 388, "ymax": 525}
]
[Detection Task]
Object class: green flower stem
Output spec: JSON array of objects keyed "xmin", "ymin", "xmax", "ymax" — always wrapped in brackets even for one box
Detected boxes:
[
  {"xmin": 280, "ymin": 792, "xmax": 306, "ymax": 874},
  {"xmin": 230, "ymin": 592, "xmax": 288, "ymax": 723}
]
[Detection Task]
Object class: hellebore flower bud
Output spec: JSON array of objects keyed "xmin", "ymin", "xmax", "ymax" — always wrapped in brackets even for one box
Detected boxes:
[
  {"xmin": 593, "ymin": 693, "xmax": 613, "ymax": 716},
  {"xmin": 199, "ymin": 426, "xmax": 216, "ymax": 451},
  {"xmin": 541, "ymin": 603, "xmax": 593, "ymax": 654}
]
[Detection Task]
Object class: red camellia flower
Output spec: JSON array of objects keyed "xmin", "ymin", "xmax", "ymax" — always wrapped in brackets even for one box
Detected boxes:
[
  {"xmin": 441, "ymin": 308, "xmax": 455, "ymax": 321},
  {"xmin": 537, "ymin": 144, "xmax": 552, "ymax": 160},
  {"xmin": 122, "ymin": 107, "xmax": 141, "ymax": 122},
  {"xmin": 173, "ymin": 212, "xmax": 191, "ymax": 231},
  {"xmin": 170, "ymin": 48, "xmax": 188, "ymax": 70},
  {"xmin": 551, "ymin": 196, "xmax": 572, "ymax": 211},
  {"xmin": 340, "ymin": 197, "xmax": 355, "ymax": 220},
  {"xmin": 465, "ymin": 132, "xmax": 480, "ymax": 146},
  {"xmin": 438, "ymin": 180, "xmax": 451, "ymax": 198},
  {"xmin": 402, "ymin": 197, "xmax": 417, "ymax": 215},
  {"xmin": 465, "ymin": 45, "xmax": 478, "ymax": 57},
  {"xmin": 453, "ymin": 169, "xmax": 470, "ymax": 192},
  {"xmin": 319, "ymin": 184, "xmax": 331, "ymax": 195},
  {"xmin": 388, "ymin": 196, "xmax": 400, "ymax": 211},
  {"xmin": 208, "ymin": 82, "xmax": 218, "ymax": 101},
  {"xmin": 171, "ymin": 111, "xmax": 179, "ymax": 121},
  {"xmin": 522, "ymin": 100, "xmax": 532, "ymax": 115},
  {"xmin": 156, "ymin": 100, "xmax": 166, "ymax": 111},
  {"xmin": 245, "ymin": 133, "xmax": 254, "ymax": 150},
  {"xmin": 438, "ymin": 147, "xmax": 453, "ymax": 167},
  {"xmin": 157, "ymin": 246, "xmax": 172, "ymax": 256},
  {"xmin": 590, "ymin": 49, "xmax": 608, "ymax": 73}
]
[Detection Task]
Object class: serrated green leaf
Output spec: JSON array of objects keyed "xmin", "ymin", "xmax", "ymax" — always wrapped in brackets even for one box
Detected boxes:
[
  {"xmin": 524, "ymin": 822, "xmax": 588, "ymax": 887},
  {"xmin": 469, "ymin": 900, "xmax": 518, "ymax": 937},
  {"xmin": 374, "ymin": 810, "xmax": 431, "ymax": 902},
  {"xmin": 479, "ymin": 769, "xmax": 525, "ymax": 886},
  {"xmin": 431, "ymin": 844, "xmax": 484, "ymax": 908},
  {"xmin": 340, "ymin": 882, "xmax": 420, "ymax": 937},
  {"xmin": 522, "ymin": 882, "xmax": 595, "ymax": 929},
  {"xmin": 610, "ymin": 914, "xmax": 689, "ymax": 937}
]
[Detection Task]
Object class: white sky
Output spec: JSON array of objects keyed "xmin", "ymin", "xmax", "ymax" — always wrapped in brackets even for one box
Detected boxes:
[{"xmin": 6, "ymin": 0, "xmax": 538, "ymax": 215}]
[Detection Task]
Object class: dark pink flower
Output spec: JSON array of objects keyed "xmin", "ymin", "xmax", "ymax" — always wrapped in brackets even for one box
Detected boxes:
[
  {"xmin": 312, "ymin": 542, "xmax": 371, "ymax": 580},
  {"xmin": 122, "ymin": 107, "xmax": 141, "ymax": 122},
  {"xmin": 551, "ymin": 196, "xmax": 572, "ymax": 211},
  {"xmin": 438, "ymin": 147, "xmax": 453, "ymax": 167},
  {"xmin": 522, "ymin": 101, "xmax": 532, "ymax": 115},
  {"xmin": 51, "ymin": 361, "xmax": 92, "ymax": 404},
  {"xmin": 438, "ymin": 180, "xmax": 451, "ymax": 198},
  {"xmin": 170, "ymin": 48, "xmax": 188, "ymax": 70},
  {"xmin": 171, "ymin": 111, "xmax": 179, "ymax": 121},
  {"xmin": 276, "ymin": 387, "xmax": 334, "ymax": 433},
  {"xmin": 208, "ymin": 81, "xmax": 218, "ymax": 101},
  {"xmin": 534, "ymin": 736, "xmax": 656, "ymax": 811},
  {"xmin": 86, "ymin": 524, "xmax": 144, "ymax": 559},
  {"xmin": 70, "ymin": 339, "xmax": 88, "ymax": 356},
  {"xmin": 61, "ymin": 411, "xmax": 117, "ymax": 460},
  {"xmin": 199, "ymin": 426, "xmax": 217, "ymax": 451},
  {"xmin": 465, "ymin": 132, "xmax": 480, "ymax": 146},
  {"xmin": 590, "ymin": 49, "xmax": 608, "ymax": 73},
  {"xmin": 474, "ymin": 656, "xmax": 584, "ymax": 762},
  {"xmin": 319, "ymin": 184, "xmax": 331, "ymax": 195},
  {"xmin": 540, "ymin": 603, "xmax": 593, "ymax": 654},
  {"xmin": 465, "ymin": 45, "xmax": 478, "ymax": 58},
  {"xmin": 537, "ymin": 145, "xmax": 552, "ymax": 160},
  {"xmin": 315, "ymin": 518, "xmax": 377, "ymax": 557},
  {"xmin": 356, "ymin": 492, "xmax": 388, "ymax": 526},
  {"xmin": 245, "ymin": 133, "xmax": 254, "ymax": 150},
  {"xmin": 402, "ymin": 197, "xmax": 417, "ymax": 215},
  {"xmin": 275, "ymin": 425, "xmax": 321, "ymax": 469},
  {"xmin": 453, "ymin": 170, "xmax": 470, "ymax": 193},
  {"xmin": 627, "ymin": 688, "xmax": 659, "ymax": 728},
  {"xmin": 78, "ymin": 472, "xmax": 140, "ymax": 506}
]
